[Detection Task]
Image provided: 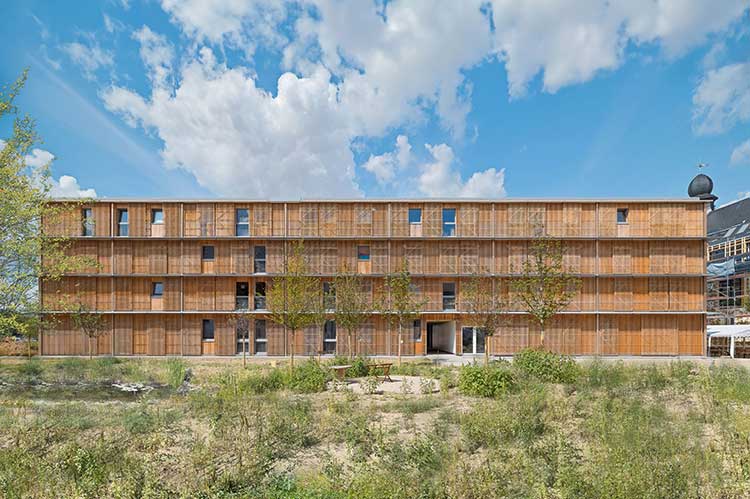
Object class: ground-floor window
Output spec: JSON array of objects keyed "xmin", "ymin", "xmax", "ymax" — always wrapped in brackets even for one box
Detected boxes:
[
  {"xmin": 323, "ymin": 320, "xmax": 336, "ymax": 354},
  {"xmin": 255, "ymin": 320, "xmax": 267, "ymax": 354}
]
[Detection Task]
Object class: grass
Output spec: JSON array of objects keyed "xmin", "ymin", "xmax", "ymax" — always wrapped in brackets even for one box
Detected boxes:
[{"xmin": 0, "ymin": 356, "xmax": 749, "ymax": 497}]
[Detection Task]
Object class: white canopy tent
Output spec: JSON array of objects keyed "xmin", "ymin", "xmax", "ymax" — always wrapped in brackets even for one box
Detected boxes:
[{"xmin": 707, "ymin": 325, "xmax": 750, "ymax": 358}]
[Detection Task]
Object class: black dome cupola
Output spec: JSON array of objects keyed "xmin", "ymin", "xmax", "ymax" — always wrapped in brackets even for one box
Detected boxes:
[{"xmin": 688, "ymin": 166, "xmax": 718, "ymax": 210}]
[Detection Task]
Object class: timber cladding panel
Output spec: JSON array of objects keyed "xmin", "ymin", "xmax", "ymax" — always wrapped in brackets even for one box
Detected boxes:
[{"xmin": 42, "ymin": 199, "xmax": 707, "ymax": 357}]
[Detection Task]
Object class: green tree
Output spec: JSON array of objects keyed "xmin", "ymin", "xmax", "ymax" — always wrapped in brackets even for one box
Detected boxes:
[
  {"xmin": 510, "ymin": 238, "xmax": 581, "ymax": 349},
  {"xmin": 0, "ymin": 70, "xmax": 91, "ymax": 351},
  {"xmin": 267, "ymin": 241, "xmax": 325, "ymax": 369},
  {"xmin": 382, "ymin": 259, "xmax": 427, "ymax": 367},
  {"xmin": 462, "ymin": 272, "xmax": 510, "ymax": 366},
  {"xmin": 332, "ymin": 264, "xmax": 372, "ymax": 358},
  {"xmin": 70, "ymin": 299, "xmax": 109, "ymax": 360}
]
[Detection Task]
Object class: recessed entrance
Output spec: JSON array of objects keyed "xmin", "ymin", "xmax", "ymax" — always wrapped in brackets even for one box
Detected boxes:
[{"xmin": 427, "ymin": 321, "xmax": 456, "ymax": 354}]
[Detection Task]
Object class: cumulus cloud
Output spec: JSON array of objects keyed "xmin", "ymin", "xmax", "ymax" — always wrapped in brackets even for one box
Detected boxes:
[
  {"xmin": 362, "ymin": 135, "xmax": 412, "ymax": 185},
  {"xmin": 730, "ymin": 139, "xmax": 750, "ymax": 166},
  {"xmin": 133, "ymin": 25, "xmax": 174, "ymax": 86},
  {"xmin": 61, "ymin": 39, "xmax": 114, "ymax": 79},
  {"xmin": 103, "ymin": 47, "xmax": 360, "ymax": 198},
  {"xmin": 693, "ymin": 61, "xmax": 750, "ymax": 135},
  {"xmin": 24, "ymin": 148, "xmax": 55, "ymax": 169},
  {"xmin": 418, "ymin": 143, "xmax": 506, "ymax": 198},
  {"xmin": 490, "ymin": 0, "xmax": 749, "ymax": 98},
  {"xmin": 50, "ymin": 175, "xmax": 97, "ymax": 198}
]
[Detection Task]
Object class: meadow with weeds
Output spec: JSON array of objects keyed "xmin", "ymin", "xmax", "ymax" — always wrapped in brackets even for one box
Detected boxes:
[{"xmin": 1, "ymin": 351, "xmax": 749, "ymax": 498}]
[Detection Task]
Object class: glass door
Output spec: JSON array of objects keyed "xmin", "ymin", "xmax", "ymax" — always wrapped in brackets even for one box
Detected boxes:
[
  {"xmin": 462, "ymin": 327, "xmax": 474, "ymax": 354},
  {"xmin": 462, "ymin": 327, "xmax": 485, "ymax": 354},
  {"xmin": 475, "ymin": 328, "xmax": 486, "ymax": 354}
]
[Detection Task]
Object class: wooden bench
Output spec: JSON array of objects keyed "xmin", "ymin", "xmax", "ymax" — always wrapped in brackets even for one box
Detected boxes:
[
  {"xmin": 367, "ymin": 362, "xmax": 393, "ymax": 382},
  {"xmin": 330, "ymin": 365, "xmax": 352, "ymax": 381}
]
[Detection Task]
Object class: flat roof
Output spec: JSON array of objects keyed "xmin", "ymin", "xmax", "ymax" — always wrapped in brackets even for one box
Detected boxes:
[{"xmin": 50, "ymin": 197, "xmax": 709, "ymax": 204}]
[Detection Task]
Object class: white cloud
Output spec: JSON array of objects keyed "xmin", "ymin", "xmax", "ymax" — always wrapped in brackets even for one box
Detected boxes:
[
  {"xmin": 95, "ymin": 0, "xmax": 748, "ymax": 198},
  {"xmin": 50, "ymin": 175, "xmax": 97, "ymax": 198},
  {"xmin": 61, "ymin": 40, "xmax": 114, "ymax": 79},
  {"xmin": 133, "ymin": 26, "xmax": 174, "ymax": 86},
  {"xmin": 489, "ymin": 0, "xmax": 749, "ymax": 98},
  {"xmin": 362, "ymin": 135, "xmax": 411, "ymax": 185},
  {"xmin": 103, "ymin": 49, "xmax": 361, "ymax": 198},
  {"xmin": 24, "ymin": 148, "xmax": 55, "ymax": 169},
  {"xmin": 730, "ymin": 139, "xmax": 750, "ymax": 166},
  {"xmin": 418, "ymin": 143, "xmax": 506, "ymax": 198},
  {"xmin": 693, "ymin": 61, "xmax": 750, "ymax": 134}
]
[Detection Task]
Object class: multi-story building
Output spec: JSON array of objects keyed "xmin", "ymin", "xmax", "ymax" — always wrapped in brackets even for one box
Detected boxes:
[
  {"xmin": 41, "ymin": 199, "xmax": 707, "ymax": 357},
  {"xmin": 707, "ymin": 196, "xmax": 750, "ymax": 321}
]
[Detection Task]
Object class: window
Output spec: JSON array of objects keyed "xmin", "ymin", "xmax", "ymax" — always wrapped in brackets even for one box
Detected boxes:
[
  {"xmin": 151, "ymin": 208, "xmax": 164, "ymax": 224},
  {"xmin": 357, "ymin": 245, "xmax": 370, "ymax": 261},
  {"xmin": 617, "ymin": 208, "xmax": 629, "ymax": 224},
  {"xmin": 82, "ymin": 208, "xmax": 94, "ymax": 236},
  {"xmin": 254, "ymin": 245, "xmax": 266, "ymax": 273},
  {"xmin": 442, "ymin": 282, "xmax": 456, "ymax": 310},
  {"xmin": 151, "ymin": 281, "xmax": 164, "ymax": 298},
  {"xmin": 117, "ymin": 209, "xmax": 129, "ymax": 236},
  {"xmin": 202, "ymin": 319, "xmax": 215, "ymax": 341},
  {"xmin": 254, "ymin": 282, "xmax": 267, "ymax": 310},
  {"xmin": 236, "ymin": 282, "xmax": 249, "ymax": 310},
  {"xmin": 236, "ymin": 208, "xmax": 249, "ymax": 236},
  {"xmin": 442, "ymin": 208, "xmax": 456, "ymax": 237},
  {"xmin": 413, "ymin": 319, "xmax": 422, "ymax": 341},
  {"xmin": 323, "ymin": 320, "xmax": 337, "ymax": 354},
  {"xmin": 323, "ymin": 281, "xmax": 335, "ymax": 310},
  {"xmin": 409, "ymin": 208, "xmax": 422, "ymax": 224},
  {"xmin": 255, "ymin": 320, "xmax": 267, "ymax": 354},
  {"xmin": 202, "ymin": 245, "xmax": 215, "ymax": 260}
]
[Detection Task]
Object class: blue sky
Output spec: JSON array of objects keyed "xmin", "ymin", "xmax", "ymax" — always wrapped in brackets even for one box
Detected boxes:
[{"xmin": 1, "ymin": 0, "xmax": 749, "ymax": 203}]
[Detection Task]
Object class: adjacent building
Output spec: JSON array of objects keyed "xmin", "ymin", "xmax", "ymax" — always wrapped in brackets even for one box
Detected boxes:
[
  {"xmin": 707, "ymin": 196, "xmax": 750, "ymax": 322},
  {"xmin": 41, "ymin": 199, "xmax": 707, "ymax": 357}
]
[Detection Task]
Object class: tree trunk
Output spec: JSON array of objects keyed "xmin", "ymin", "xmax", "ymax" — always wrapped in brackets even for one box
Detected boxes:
[
  {"xmin": 88, "ymin": 336, "xmax": 93, "ymax": 360},
  {"xmin": 348, "ymin": 330, "xmax": 353, "ymax": 359},
  {"xmin": 484, "ymin": 336, "xmax": 490, "ymax": 366},
  {"xmin": 539, "ymin": 323, "xmax": 545, "ymax": 349},
  {"xmin": 243, "ymin": 328, "xmax": 247, "ymax": 368},
  {"xmin": 397, "ymin": 323, "xmax": 402, "ymax": 367},
  {"xmin": 289, "ymin": 329, "xmax": 296, "ymax": 370}
]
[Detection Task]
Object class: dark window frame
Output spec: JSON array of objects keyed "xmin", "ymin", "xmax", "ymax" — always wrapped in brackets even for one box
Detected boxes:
[
  {"xmin": 255, "ymin": 319, "xmax": 267, "ymax": 354},
  {"xmin": 408, "ymin": 208, "xmax": 422, "ymax": 224},
  {"xmin": 236, "ymin": 208, "xmax": 250, "ymax": 237},
  {"xmin": 442, "ymin": 208, "xmax": 456, "ymax": 237},
  {"xmin": 151, "ymin": 281, "xmax": 164, "ymax": 297},
  {"xmin": 254, "ymin": 282, "xmax": 267, "ymax": 310},
  {"xmin": 413, "ymin": 319, "xmax": 422, "ymax": 341},
  {"xmin": 117, "ymin": 208, "xmax": 129, "ymax": 237},
  {"xmin": 617, "ymin": 208, "xmax": 629, "ymax": 224},
  {"xmin": 202, "ymin": 245, "xmax": 215, "ymax": 261},
  {"xmin": 254, "ymin": 245, "xmax": 266, "ymax": 273},
  {"xmin": 151, "ymin": 208, "xmax": 164, "ymax": 225},
  {"xmin": 235, "ymin": 281, "xmax": 249, "ymax": 310},
  {"xmin": 323, "ymin": 320, "xmax": 337, "ymax": 354},
  {"xmin": 82, "ymin": 208, "xmax": 94, "ymax": 237},
  {"xmin": 442, "ymin": 282, "xmax": 456, "ymax": 310},
  {"xmin": 357, "ymin": 245, "xmax": 370, "ymax": 261},
  {"xmin": 202, "ymin": 319, "xmax": 215, "ymax": 341}
]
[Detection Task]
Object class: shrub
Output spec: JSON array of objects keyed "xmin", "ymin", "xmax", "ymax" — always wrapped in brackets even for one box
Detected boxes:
[
  {"xmin": 285, "ymin": 361, "xmax": 330, "ymax": 393},
  {"xmin": 360, "ymin": 375, "xmax": 381, "ymax": 395},
  {"xmin": 348, "ymin": 356, "xmax": 370, "ymax": 377},
  {"xmin": 513, "ymin": 348, "xmax": 579, "ymax": 383},
  {"xmin": 458, "ymin": 363, "xmax": 515, "ymax": 398},
  {"xmin": 419, "ymin": 378, "xmax": 436, "ymax": 395},
  {"xmin": 121, "ymin": 407, "xmax": 157, "ymax": 434}
]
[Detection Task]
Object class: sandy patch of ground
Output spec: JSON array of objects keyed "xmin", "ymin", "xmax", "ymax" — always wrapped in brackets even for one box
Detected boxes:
[{"xmin": 328, "ymin": 375, "xmax": 439, "ymax": 395}]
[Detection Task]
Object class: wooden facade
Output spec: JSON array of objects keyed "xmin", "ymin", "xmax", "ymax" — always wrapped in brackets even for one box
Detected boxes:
[{"xmin": 41, "ymin": 200, "xmax": 707, "ymax": 357}]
